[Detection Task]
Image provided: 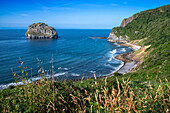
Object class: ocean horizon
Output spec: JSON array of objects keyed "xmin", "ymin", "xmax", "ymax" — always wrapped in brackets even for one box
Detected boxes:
[{"xmin": 0, "ymin": 29, "xmax": 132, "ymax": 89}]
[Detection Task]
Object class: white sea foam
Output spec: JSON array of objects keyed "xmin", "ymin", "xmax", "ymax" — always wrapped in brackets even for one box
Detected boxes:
[
  {"xmin": 114, "ymin": 43, "xmax": 120, "ymax": 46},
  {"xmin": 58, "ymin": 67, "xmax": 69, "ymax": 70},
  {"xmin": 63, "ymin": 68, "xmax": 69, "ymax": 70},
  {"xmin": 121, "ymin": 48, "xmax": 126, "ymax": 52},
  {"xmin": 58, "ymin": 67, "xmax": 62, "ymax": 70},
  {"xmin": 71, "ymin": 73, "xmax": 80, "ymax": 76},
  {"xmin": 104, "ymin": 64, "xmax": 114, "ymax": 68},
  {"xmin": 0, "ymin": 72, "xmax": 71, "ymax": 90},
  {"xmin": 0, "ymin": 82, "xmax": 23, "ymax": 90},
  {"xmin": 31, "ymin": 77, "xmax": 42, "ymax": 81},
  {"xmin": 109, "ymin": 49, "xmax": 117, "ymax": 54},
  {"xmin": 103, "ymin": 61, "xmax": 124, "ymax": 76},
  {"xmin": 44, "ymin": 74, "xmax": 51, "ymax": 78},
  {"xmin": 53, "ymin": 72, "xmax": 68, "ymax": 77},
  {"xmin": 108, "ymin": 49, "xmax": 117, "ymax": 61},
  {"xmin": 89, "ymin": 71, "xmax": 96, "ymax": 73},
  {"xmin": 112, "ymin": 61, "xmax": 124, "ymax": 73},
  {"xmin": 0, "ymin": 76, "xmax": 43, "ymax": 90},
  {"xmin": 108, "ymin": 57, "xmax": 114, "ymax": 61}
]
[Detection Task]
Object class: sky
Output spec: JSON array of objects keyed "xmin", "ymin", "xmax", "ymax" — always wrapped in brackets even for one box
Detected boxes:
[{"xmin": 0, "ymin": 0, "xmax": 169, "ymax": 29}]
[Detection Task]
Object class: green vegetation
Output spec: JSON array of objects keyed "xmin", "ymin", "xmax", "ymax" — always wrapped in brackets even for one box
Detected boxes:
[
  {"xmin": 112, "ymin": 5, "xmax": 170, "ymax": 81},
  {"xmin": 0, "ymin": 5, "xmax": 170, "ymax": 112},
  {"xmin": 0, "ymin": 59, "xmax": 169, "ymax": 112}
]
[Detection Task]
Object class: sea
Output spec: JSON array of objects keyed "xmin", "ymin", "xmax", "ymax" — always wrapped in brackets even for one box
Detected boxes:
[{"xmin": 0, "ymin": 29, "xmax": 132, "ymax": 89}]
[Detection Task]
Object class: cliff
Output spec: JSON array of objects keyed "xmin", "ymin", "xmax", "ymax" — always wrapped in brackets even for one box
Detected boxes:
[
  {"xmin": 26, "ymin": 23, "xmax": 58, "ymax": 39},
  {"xmin": 107, "ymin": 31, "xmax": 129, "ymax": 43},
  {"xmin": 108, "ymin": 4, "xmax": 170, "ymax": 42},
  {"xmin": 108, "ymin": 4, "xmax": 170, "ymax": 80},
  {"xmin": 120, "ymin": 5, "xmax": 170, "ymax": 27},
  {"xmin": 120, "ymin": 16, "xmax": 135, "ymax": 27}
]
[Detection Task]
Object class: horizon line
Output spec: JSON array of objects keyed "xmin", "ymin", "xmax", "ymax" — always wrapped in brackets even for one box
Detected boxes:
[{"xmin": 0, "ymin": 28, "xmax": 113, "ymax": 30}]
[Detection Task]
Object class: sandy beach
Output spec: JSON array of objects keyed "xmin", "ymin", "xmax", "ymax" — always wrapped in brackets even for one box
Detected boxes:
[
  {"xmin": 115, "ymin": 42, "xmax": 141, "ymax": 74},
  {"xmin": 117, "ymin": 61, "xmax": 139, "ymax": 74},
  {"xmin": 118, "ymin": 42, "xmax": 141, "ymax": 51}
]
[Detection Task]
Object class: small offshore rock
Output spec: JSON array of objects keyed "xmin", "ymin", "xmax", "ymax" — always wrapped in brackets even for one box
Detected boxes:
[{"xmin": 26, "ymin": 22, "xmax": 59, "ymax": 39}]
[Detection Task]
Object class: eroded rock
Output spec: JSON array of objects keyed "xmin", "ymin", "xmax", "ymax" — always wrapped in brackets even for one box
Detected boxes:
[{"xmin": 26, "ymin": 23, "xmax": 59, "ymax": 39}]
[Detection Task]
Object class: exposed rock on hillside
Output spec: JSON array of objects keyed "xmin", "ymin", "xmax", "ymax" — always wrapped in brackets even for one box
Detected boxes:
[
  {"xmin": 26, "ymin": 23, "xmax": 58, "ymax": 39},
  {"xmin": 120, "ymin": 16, "xmax": 135, "ymax": 27},
  {"xmin": 107, "ymin": 32, "xmax": 128, "ymax": 43}
]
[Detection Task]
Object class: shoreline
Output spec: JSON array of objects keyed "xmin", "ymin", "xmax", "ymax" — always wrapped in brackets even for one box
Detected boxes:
[
  {"xmin": 114, "ymin": 42, "xmax": 141, "ymax": 75},
  {"xmin": 0, "ymin": 41, "xmax": 141, "ymax": 90}
]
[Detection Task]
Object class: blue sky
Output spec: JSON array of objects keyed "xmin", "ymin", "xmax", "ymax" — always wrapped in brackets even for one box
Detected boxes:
[{"xmin": 0, "ymin": 0, "xmax": 169, "ymax": 29}]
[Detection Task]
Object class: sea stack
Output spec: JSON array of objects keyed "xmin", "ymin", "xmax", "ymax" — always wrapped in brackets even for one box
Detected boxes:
[{"xmin": 26, "ymin": 23, "xmax": 58, "ymax": 39}]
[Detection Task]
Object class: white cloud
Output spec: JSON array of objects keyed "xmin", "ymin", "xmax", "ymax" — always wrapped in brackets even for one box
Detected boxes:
[
  {"xmin": 20, "ymin": 14, "xmax": 29, "ymax": 16},
  {"xmin": 110, "ymin": 3, "xmax": 119, "ymax": 6}
]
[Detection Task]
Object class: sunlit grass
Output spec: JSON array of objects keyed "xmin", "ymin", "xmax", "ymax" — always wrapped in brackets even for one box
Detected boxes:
[{"xmin": 0, "ymin": 59, "xmax": 169, "ymax": 112}]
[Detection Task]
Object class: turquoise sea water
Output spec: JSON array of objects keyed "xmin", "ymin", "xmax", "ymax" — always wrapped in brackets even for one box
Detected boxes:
[{"xmin": 0, "ymin": 29, "xmax": 132, "ymax": 89}]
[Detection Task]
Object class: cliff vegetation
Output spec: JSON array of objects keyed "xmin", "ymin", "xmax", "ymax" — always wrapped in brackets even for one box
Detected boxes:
[
  {"xmin": 0, "ymin": 5, "xmax": 170, "ymax": 112},
  {"xmin": 111, "ymin": 5, "xmax": 170, "ymax": 81}
]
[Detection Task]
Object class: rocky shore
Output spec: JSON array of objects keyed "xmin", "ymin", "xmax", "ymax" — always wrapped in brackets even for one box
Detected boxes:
[
  {"xmin": 113, "ymin": 41, "xmax": 150, "ymax": 75},
  {"xmin": 107, "ymin": 28, "xmax": 142, "ymax": 75},
  {"xmin": 114, "ymin": 42, "xmax": 141, "ymax": 74}
]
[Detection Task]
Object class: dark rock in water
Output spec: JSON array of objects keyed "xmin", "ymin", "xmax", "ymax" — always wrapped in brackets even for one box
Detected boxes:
[
  {"xmin": 90, "ymin": 37, "xmax": 107, "ymax": 39},
  {"xmin": 26, "ymin": 23, "xmax": 59, "ymax": 39}
]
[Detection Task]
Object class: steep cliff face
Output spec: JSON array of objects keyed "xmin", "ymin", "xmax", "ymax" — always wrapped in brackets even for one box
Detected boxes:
[
  {"xmin": 120, "ymin": 16, "xmax": 135, "ymax": 27},
  {"xmin": 107, "ymin": 32, "xmax": 128, "ymax": 43},
  {"xmin": 26, "ymin": 23, "xmax": 58, "ymax": 39},
  {"xmin": 107, "ymin": 27, "xmax": 130, "ymax": 42}
]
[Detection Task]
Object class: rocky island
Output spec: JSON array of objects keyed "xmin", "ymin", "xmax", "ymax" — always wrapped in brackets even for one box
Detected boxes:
[{"xmin": 26, "ymin": 23, "xmax": 59, "ymax": 39}]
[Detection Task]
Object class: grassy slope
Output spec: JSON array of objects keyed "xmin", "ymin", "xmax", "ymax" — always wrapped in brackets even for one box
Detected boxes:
[
  {"xmin": 112, "ymin": 5, "xmax": 170, "ymax": 81},
  {"xmin": 0, "ymin": 5, "xmax": 170, "ymax": 112}
]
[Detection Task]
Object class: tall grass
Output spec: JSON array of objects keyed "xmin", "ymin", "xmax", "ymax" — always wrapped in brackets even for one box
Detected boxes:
[{"xmin": 0, "ymin": 59, "xmax": 169, "ymax": 112}]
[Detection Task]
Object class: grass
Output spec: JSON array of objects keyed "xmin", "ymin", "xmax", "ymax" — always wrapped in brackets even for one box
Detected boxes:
[
  {"xmin": 0, "ymin": 59, "xmax": 169, "ymax": 112},
  {"xmin": 0, "ymin": 4, "xmax": 170, "ymax": 113},
  {"xmin": 111, "ymin": 4, "xmax": 170, "ymax": 81}
]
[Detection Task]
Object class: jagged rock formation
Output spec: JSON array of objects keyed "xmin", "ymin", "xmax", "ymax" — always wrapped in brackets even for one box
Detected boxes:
[
  {"xmin": 107, "ymin": 32, "xmax": 128, "ymax": 43},
  {"xmin": 26, "ymin": 23, "xmax": 58, "ymax": 39}
]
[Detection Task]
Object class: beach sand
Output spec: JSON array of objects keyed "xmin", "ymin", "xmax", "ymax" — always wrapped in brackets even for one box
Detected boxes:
[
  {"xmin": 115, "ymin": 42, "xmax": 141, "ymax": 74},
  {"xmin": 117, "ymin": 61, "xmax": 138, "ymax": 74}
]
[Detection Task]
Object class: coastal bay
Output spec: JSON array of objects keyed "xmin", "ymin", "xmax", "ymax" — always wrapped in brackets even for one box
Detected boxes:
[
  {"xmin": 0, "ymin": 3, "xmax": 169, "ymax": 112},
  {"xmin": 0, "ymin": 29, "xmax": 133, "ymax": 89}
]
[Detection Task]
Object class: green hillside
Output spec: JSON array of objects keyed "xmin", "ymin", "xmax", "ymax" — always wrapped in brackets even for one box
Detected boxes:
[
  {"xmin": 112, "ymin": 5, "xmax": 170, "ymax": 81},
  {"xmin": 0, "ymin": 5, "xmax": 169, "ymax": 112}
]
